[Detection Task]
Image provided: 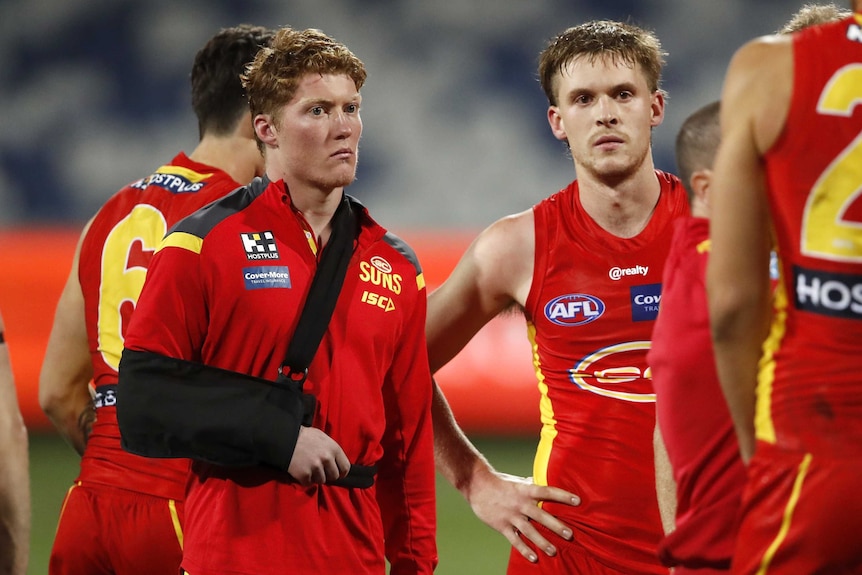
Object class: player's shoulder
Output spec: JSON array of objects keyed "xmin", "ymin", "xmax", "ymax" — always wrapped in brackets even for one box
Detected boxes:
[
  {"xmin": 728, "ymin": 33, "xmax": 793, "ymax": 81},
  {"xmin": 351, "ymin": 195, "xmax": 423, "ymax": 277},
  {"xmin": 468, "ymin": 208, "xmax": 534, "ymax": 272},
  {"xmin": 379, "ymin": 231, "xmax": 422, "ymax": 275},
  {"xmin": 168, "ymin": 177, "xmax": 267, "ymax": 241}
]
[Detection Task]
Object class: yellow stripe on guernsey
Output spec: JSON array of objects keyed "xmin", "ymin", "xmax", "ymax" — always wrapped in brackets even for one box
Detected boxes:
[
  {"xmin": 169, "ymin": 499, "xmax": 184, "ymax": 550},
  {"xmin": 416, "ymin": 272, "xmax": 425, "ymax": 291},
  {"xmin": 303, "ymin": 230, "xmax": 318, "ymax": 257},
  {"xmin": 54, "ymin": 482, "xmax": 81, "ymax": 536},
  {"xmin": 755, "ymin": 273, "xmax": 788, "ymax": 444},
  {"xmin": 155, "ymin": 164, "xmax": 213, "ymax": 183},
  {"xmin": 157, "ymin": 231, "xmax": 204, "ymax": 255},
  {"xmin": 755, "ymin": 453, "xmax": 812, "ymax": 575},
  {"xmin": 527, "ymin": 322, "xmax": 556, "ymax": 490},
  {"xmin": 696, "ymin": 238, "xmax": 711, "ymax": 254}
]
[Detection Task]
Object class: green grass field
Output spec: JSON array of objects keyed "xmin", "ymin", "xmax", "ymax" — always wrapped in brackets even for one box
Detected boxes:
[{"xmin": 28, "ymin": 432, "xmax": 537, "ymax": 574}]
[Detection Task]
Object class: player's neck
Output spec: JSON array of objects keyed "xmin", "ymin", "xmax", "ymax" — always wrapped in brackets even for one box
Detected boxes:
[
  {"xmin": 271, "ymin": 177, "xmax": 344, "ymax": 249},
  {"xmin": 189, "ymin": 134, "xmax": 262, "ymax": 186},
  {"xmin": 576, "ymin": 164, "xmax": 661, "ymax": 238}
]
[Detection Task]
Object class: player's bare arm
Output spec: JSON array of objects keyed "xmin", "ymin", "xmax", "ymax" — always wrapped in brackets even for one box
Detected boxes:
[
  {"xmin": 653, "ymin": 424, "xmax": 677, "ymax": 534},
  {"xmin": 426, "ymin": 210, "xmax": 534, "ymax": 372},
  {"xmin": 708, "ymin": 36, "xmax": 790, "ymax": 462},
  {"xmin": 39, "ymin": 220, "xmax": 96, "ymax": 456},
  {"xmin": 428, "ymin": 210, "xmax": 579, "ymax": 562},
  {"xmin": 0, "ymin": 311, "xmax": 30, "ymax": 575}
]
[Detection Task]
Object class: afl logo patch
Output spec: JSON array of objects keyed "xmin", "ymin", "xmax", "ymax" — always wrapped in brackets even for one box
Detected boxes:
[
  {"xmin": 544, "ymin": 293, "xmax": 605, "ymax": 326},
  {"xmin": 370, "ymin": 255, "xmax": 392, "ymax": 273}
]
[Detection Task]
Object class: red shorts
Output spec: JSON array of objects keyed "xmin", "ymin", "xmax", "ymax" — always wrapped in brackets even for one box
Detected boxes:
[
  {"xmin": 505, "ymin": 523, "xmax": 667, "ymax": 575},
  {"xmin": 49, "ymin": 482, "xmax": 184, "ymax": 575},
  {"xmin": 732, "ymin": 442, "xmax": 862, "ymax": 574}
]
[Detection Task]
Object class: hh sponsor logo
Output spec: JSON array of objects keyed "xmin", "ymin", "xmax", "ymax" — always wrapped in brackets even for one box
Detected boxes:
[
  {"xmin": 569, "ymin": 341, "xmax": 655, "ymax": 403},
  {"xmin": 241, "ymin": 231, "xmax": 280, "ymax": 260},
  {"xmin": 243, "ymin": 266, "xmax": 291, "ymax": 290},
  {"xmin": 544, "ymin": 293, "xmax": 605, "ymax": 326},
  {"xmin": 794, "ymin": 265, "xmax": 862, "ymax": 319},
  {"xmin": 609, "ymin": 265, "xmax": 649, "ymax": 281},
  {"xmin": 630, "ymin": 283, "xmax": 661, "ymax": 322}
]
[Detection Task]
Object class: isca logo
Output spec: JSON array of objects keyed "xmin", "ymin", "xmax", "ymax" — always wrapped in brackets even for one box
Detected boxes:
[{"xmin": 544, "ymin": 293, "xmax": 605, "ymax": 326}]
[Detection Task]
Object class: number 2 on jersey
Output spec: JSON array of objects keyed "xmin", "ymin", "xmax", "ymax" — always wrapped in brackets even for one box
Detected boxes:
[{"xmin": 802, "ymin": 64, "xmax": 862, "ymax": 262}]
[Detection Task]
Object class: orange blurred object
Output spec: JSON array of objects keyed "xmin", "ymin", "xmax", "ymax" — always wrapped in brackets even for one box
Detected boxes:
[{"xmin": 0, "ymin": 227, "xmax": 539, "ymax": 436}]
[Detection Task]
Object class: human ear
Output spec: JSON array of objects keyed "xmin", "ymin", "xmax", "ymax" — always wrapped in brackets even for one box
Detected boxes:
[
  {"xmin": 253, "ymin": 114, "xmax": 278, "ymax": 147},
  {"xmin": 547, "ymin": 106, "xmax": 568, "ymax": 142},
  {"xmin": 650, "ymin": 91, "xmax": 666, "ymax": 128},
  {"xmin": 691, "ymin": 168, "xmax": 712, "ymax": 207}
]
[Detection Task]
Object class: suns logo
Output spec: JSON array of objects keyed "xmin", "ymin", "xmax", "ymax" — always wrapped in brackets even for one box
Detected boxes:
[
  {"xmin": 544, "ymin": 293, "xmax": 605, "ymax": 326},
  {"xmin": 569, "ymin": 341, "xmax": 655, "ymax": 403},
  {"xmin": 370, "ymin": 255, "xmax": 392, "ymax": 273},
  {"xmin": 359, "ymin": 259, "xmax": 402, "ymax": 294}
]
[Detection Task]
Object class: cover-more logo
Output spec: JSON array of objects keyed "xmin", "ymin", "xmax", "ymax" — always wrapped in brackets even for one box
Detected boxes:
[
  {"xmin": 630, "ymin": 283, "xmax": 662, "ymax": 322},
  {"xmin": 240, "ymin": 231, "xmax": 280, "ymax": 260},
  {"xmin": 243, "ymin": 266, "xmax": 291, "ymax": 290}
]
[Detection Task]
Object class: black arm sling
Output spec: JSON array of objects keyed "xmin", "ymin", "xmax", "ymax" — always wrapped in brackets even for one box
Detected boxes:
[{"xmin": 118, "ymin": 194, "xmax": 376, "ymax": 488}]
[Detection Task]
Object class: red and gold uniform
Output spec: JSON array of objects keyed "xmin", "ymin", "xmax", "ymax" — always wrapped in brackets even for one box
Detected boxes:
[
  {"xmin": 649, "ymin": 217, "xmax": 747, "ymax": 573},
  {"xmin": 731, "ymin": 14, "xmax": 862, "ymax": 574},
  {"xmin": 122, "ymin": 177, "xmax": 436, "ymax": 575},
  {"xmin": 508, "ymin": 171, "xmax": 688, "ymax": 574},
  {"xmin": 50, "ymin": 153, "xmax": 243, "ymax": 575}
]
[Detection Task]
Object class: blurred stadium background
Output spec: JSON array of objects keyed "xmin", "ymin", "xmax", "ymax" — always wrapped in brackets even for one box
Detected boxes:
[{"xmin": 0, "ymin": 0, "xmax": 828, "ymax": 572}]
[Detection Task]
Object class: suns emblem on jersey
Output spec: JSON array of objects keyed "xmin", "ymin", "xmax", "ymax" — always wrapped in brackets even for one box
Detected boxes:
[
  {"xmin": 569, "ymin": 341, "xmax": 655, "ymax": 403},
  {"xmin": 240, "ymin": 231, "xmax": 280, "ymax": 261},
  {"xmin": 359, "ymin": 258, "xmax": 402, "ymax": 295},
  {"xmin": 544, "ymin": 293, "xmax": 605, "ymax": 326},
  {"xmin": 370, "ymin": 255, "xmax": 392, "ymax": 273}
]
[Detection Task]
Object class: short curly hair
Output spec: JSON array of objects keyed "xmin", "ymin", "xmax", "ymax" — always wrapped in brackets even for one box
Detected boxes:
[{"xmin": 242, "ymin": 27, "xmax": 367, "ymax": 143}]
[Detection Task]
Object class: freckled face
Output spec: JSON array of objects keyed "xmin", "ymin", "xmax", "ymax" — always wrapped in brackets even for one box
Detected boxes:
[
  {"xmin": 262, "ymin": 73, "xmax": 362, "ymax": 191},
  {"xmin": 547, "ymin": 56, "xmax": 664, "ymax": 182}
]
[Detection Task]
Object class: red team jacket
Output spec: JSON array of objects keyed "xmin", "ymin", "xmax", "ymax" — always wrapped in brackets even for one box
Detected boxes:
[
  {"xmin": 78, "ymin": 153, "xmax": 242, "ymax": 499},
  {"xmin": 122, "ymin": 177, "xmax": 437, "ymax": 575},
  {"xmin": 523, "ymin": 170, "xmax": 689, "ymax": 574},
  {"xmin": 759, "ymin": 14, "xmax": 862, "ymax": 457},
  {"xmin": 649, "ymin": 217, "xmax": 747, "ymax": 569}
]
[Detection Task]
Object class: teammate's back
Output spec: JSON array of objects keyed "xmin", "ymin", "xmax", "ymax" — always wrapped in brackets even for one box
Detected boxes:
[
  {"xmin": 77, "ymin": 155, "xmax": 244, "ymax": 497},
  {"xmin": 40, "ymin": 24, "xmax": 273, "ymax": 575},
  {"xmin": 761, "ymin": 14, "xmax": 862, "ymax": 457},
  {"xmin": 709, "ymin": 6, "xmax": 862, "ymax": 572}
]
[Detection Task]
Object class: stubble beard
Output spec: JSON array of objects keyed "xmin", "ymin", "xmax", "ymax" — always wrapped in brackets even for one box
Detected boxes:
[
  {"xmin": 311, "ymin": 156, "xmax": 359, "ymax": 192},
  {"xmin": 580, "ymin": 144, "xmax": 649, "ymax": 187}
]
